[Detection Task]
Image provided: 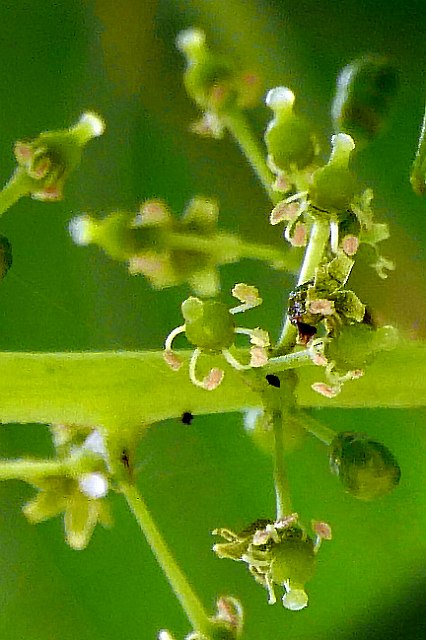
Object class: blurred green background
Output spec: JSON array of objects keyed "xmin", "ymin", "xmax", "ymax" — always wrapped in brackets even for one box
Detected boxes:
[{"xmin": 0, "ymin": 1, "xmax": 425, "ymax": 638}]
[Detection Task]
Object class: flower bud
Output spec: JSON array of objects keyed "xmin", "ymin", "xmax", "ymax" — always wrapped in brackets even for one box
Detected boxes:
[
  {"xmin": 332, "ymin": 55, "xmax": 398, "ymax": 146},
  {"xmin": 177, "ymin": 28, "xmax": 242, "ymax": 113},
  {"xmin": 264, "ymin": 87, "xmax": 315, "ymax": 171},
  {"xmin": 310, "ymin": 133, "xmax": 356, "ymax": 213},
  {"xmin": 329, "ymin": 431, "xmax": 401, "ymax": 500},
  {"xmin": 14, "ymin": 112, "xmax": 104, "ymax": 201},
  {"xmin": 182, "ymin": 298, "xmax": 235, "ymax": 351}
]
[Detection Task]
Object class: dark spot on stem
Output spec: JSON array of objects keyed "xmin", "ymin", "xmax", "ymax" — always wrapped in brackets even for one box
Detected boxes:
[
  {"xmin": 181, "ymin": 411, "xmax": 194, "ymax": 425},
  {"xmin": 266, "ymin": 374, "xmax": 280, "ymax": 388}
]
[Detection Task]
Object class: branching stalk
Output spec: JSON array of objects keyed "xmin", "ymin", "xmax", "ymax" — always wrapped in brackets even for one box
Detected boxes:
[{"xmin": 120, "ymin": 481, "xmax": 215, "ymax": 639}]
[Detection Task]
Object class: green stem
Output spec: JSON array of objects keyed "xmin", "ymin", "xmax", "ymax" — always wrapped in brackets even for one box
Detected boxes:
[
  {"xmin": 0, "ymin": 454, "xmax": 101, "ymax": 482},
  {"xmin": 168, "ymin": 231, "xmax": 296, "ymax": 271},
  {"xmin": 410, "ymin": 101, "xmax": 426, "ymax": 196},
  {"xmin": 120, "ymin": 481, "xmax": 214, "ymax": 639},
  {"xmin": 0, "ymin": 345, "xmax": 424, "ymax": 435},
  {"xmin": 263, "ymin": 350, "xmax": 314, "ymax": 374},
  {"xmin": 0, "ymin": 171, "xmax": 30, "ymax": 216},
  {"xmin": 223, "ymin": 109, "xmax": 279, "ymax": 204},
  {"xmin": 272, "ymin": 412, "xmax": 292, "ymax": 520},
  {"xmin": 299, "ymin": 413, "xmax": 336, "ymax": 446},
  {"xmin": 273, "ymin": 220, "xmax": 330, "ymax": 356}
]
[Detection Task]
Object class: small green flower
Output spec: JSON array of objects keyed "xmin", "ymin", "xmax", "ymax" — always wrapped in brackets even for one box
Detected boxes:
[
  {"xmin": 23, "ymin": 429, "xmax": 111, "ymax": 550},
  {"xmin": 13, "ymin": 112, "xmax": 104, "ymax": 201},
  {"xmin": 164, "ymin": 284, "xmax": 269, "ymax": 390},
  {"xmin": 213, "ymin": 514, "xmax": 331, "ymax": 610},
  {"xmin": 23, "ymin": 473, "xmax": 111, "ymax": 550},
  {"xmin": 264, "ymin": 86, "xmax": 317, "ymax": 189}
]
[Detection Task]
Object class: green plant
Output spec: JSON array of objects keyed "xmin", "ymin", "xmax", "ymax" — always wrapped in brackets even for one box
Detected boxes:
[{"xmin": 0, "ymin": 15, "xmax": 425, "ymax": 640}]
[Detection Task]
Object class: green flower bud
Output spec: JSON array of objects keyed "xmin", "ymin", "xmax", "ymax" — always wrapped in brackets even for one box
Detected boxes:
[
  {"xmin": 14, "ymin": 112, "xmax": 104, "ymax": 201},
  {"xmin": 329, "ymin": 431, "xmax": 401, "ymax": 500},
  {"xmin": 177, "ymin": 28, "xmax": 241, "ymax": 113},
  {"xmin": 310, "ymin": 133, "xmax": 356, "ymax": 213},
  {"xmin": 182, "ymin": 298, "xmax": 235, "ymax": 351},
  {"xmin": 264, "ymin": 87, "xmax": 315, "ymax": 171},
  {"xmin": 332, "ymin": 55, "xmax": 398, "ymax": 146}
]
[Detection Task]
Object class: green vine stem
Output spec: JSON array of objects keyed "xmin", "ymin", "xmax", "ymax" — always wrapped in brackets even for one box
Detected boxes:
[
  {"xmin": 272, "ymin": 411, "xmax": 293, "ymax": 519},
  {"xmin": 0, "ymin": 344, "xmax": 424, "ymax": 437},
  {"xmin": 273, "ymin": 220, "xmax": 331, "ymax": 356},
  {"xmin": 0, "ymin": 172, "xmax": 30, "ymax": 216},
  {"xmin": 223, "ymin": 109, "xmax": 280, "ymax": 204},
  {"xmin": 120, "ymin": 481, "xmax": 215, "ymax": 639}
]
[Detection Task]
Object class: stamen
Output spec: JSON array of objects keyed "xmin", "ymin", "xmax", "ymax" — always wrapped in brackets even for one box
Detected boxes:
[
  {"xmin": 164, "ymin": 325, "xmax": 186, "ymax": 352},
  {"xmin": 330, "ymin": 219, "xmax": 339, "ymax": 254},
  {"xmin": 222, "ymin": 348, "xmax": 252, "ymax": 371}
]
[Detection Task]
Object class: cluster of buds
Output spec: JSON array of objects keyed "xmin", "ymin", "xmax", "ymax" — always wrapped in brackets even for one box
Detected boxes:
[
  {"xmin": 70, "ymin": 196, "xmax": 287, "ymax": 297},
  {"xmin": 23, "ymin": 427, "xmax": 111, "ymax": 550},
  {"xmin": 176, "ymin": 28, "xmax": 261, "ymax": 138},
  {"xmin": 13, "ymin": 112, "xmax": 104, "ymax": 202},
  {"xmin": 164, "ymin": 284, "xmax": 270, "ymax": 390},
  {"xmin": 269, "ymin": 131, "xmax": 394, "ymax": 277},
  {"xmin": 213, "ymin": 514, "xmax": 332, "ymax": 611}
]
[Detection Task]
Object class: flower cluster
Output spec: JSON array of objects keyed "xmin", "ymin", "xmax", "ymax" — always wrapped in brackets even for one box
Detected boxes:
[
  {"xmin": 268, "ymin": 127, "xmax": 394, "ymax": 277},
  {"xmin": 164, "ymin": 284, "xmax": 269, "ymax": 390},
  {"xmin": 213, "ymin": 514, "xmax": 331, "ymax": 610}
]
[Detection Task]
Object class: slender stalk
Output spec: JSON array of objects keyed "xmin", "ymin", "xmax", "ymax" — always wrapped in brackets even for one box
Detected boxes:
[
  {"xmin": 0, "ymin": 171, "xmax": 30, "ymax": 216},
  {"xmin": 168, "ymin": 231, "xmax": 297, "ymax": 271},
  {"xmin": 272, "ymin": 412, "xmax": 292, "ymax": 520},
  {"xmin": 223, "ymin": 109, "xmax": 280, "ymax": 204},
  {"xmin": 299, "ymin": 413, "xmax": 336, "ymax": 446},
  {"xmin": 263, "ymin": 349, "xmax": 314, "ymax": 374},
  {"xmin": 0, "ymin": 455, "xmax": 101, "ymax": 482},
  {"xmin": 120, "ymin": 481, "xmax": 214, "ymax": 639},
  {"xmin": 273, "ymin": 220, "xmax": 330, "ymax": 356}
]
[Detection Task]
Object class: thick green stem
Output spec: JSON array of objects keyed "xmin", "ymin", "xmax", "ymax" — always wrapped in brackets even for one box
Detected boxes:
[
  {"xmin": 120, "ymin": 481, "xmax": 215, "ymax": 639},
  {"xmin": 223, "ymin": 109, "xmax": 279, "ymax": 204},
  {"xmin": 0, "ymin": 345, "xmax": 424, "ymax": 437},
  {"xmin": 273, "ymin": 220, "xmax": 330, "ymax": 356},
  {"xmin": 272, "ymin": 412, "xmax": 292, "ymax": 519},
  {"xmin": 0, "ymin": 171, "xmax": 30, "ymax": 216}
]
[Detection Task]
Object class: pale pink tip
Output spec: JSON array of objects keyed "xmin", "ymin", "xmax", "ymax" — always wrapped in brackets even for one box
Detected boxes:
[
  {"xmin": 342, "ymin": 235, "xmax": 359, "ymax": 256},
  {"xmin": 202, "ymin": 368, "xmax": 224, "ymax": 390},
  {"xmin": 270, "ymin": 201, "xmax": 300, "ymax": 225},
  {"xmin": 163, "ymin": 350, "xmax": 183, "ymax": 371},
  {"xmin": 249, "ymin": 346, "xmax": 268, "ymax": 367},
  {"xmin": 311, "ymin": 382, "xmax": 340, "ymax": 398},
  {"xmin": 312, "ymin": 520, "xmax": 333, "ymax": 540}
]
